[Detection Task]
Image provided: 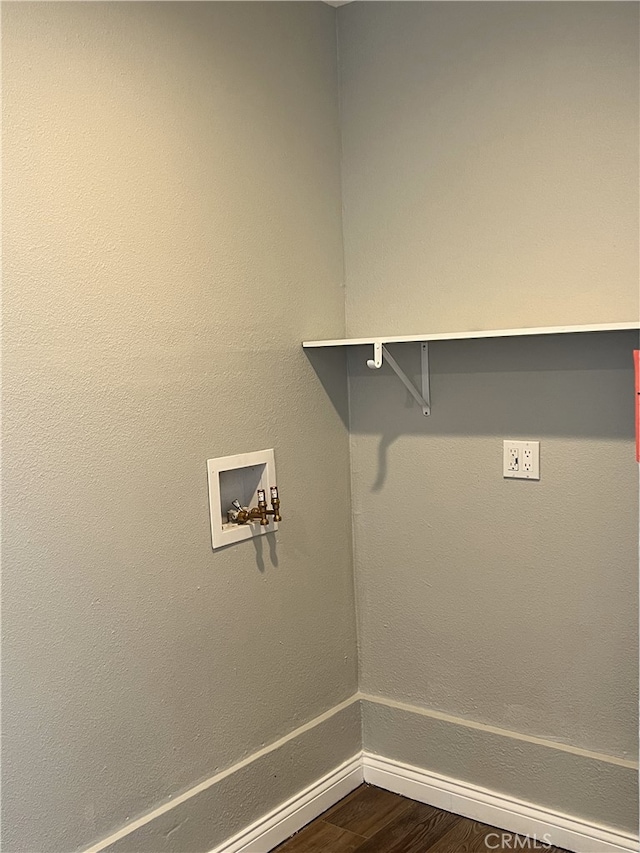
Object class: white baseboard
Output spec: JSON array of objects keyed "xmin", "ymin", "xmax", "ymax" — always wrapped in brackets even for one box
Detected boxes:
[
  {"xmin": 210, "ymin": 748, "xmax": 638, "ymax": 853},
  {"xmin": 83, "ymin": 691, "xmax": 637, "ymax": 853},
  {"xmin": 363, "ymin": 752, "xmax": 639, "ymax": 853},
  {"xmin": 208, "ymin": 753, "xmax": 363, "ymax": 853}
]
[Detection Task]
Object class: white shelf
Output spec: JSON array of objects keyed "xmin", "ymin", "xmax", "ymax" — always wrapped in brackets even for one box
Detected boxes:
[
  {"xmin": 303, "ymin": 321, "xmax": 639, "ymax": 418},
  {"xmin": 303, "ymin": 322, "xmax": 639, "ymax": 349}
]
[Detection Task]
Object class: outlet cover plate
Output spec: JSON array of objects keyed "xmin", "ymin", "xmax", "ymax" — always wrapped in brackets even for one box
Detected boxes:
[
  {"xmin": 503, "ymin": 440, "xmax": 540, "ymax": 480},
  {"xmin": 207, "ymin": 449, "xmax": 278, "ymax": 550}
]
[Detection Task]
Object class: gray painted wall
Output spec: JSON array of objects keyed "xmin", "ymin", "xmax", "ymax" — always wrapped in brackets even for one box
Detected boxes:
[
  {"xmin": 339, "ymin": 1, "xmax": 639, "ymax": 337},
  {"xmin": 2, "ymin": 3, "xmax": 357, "ymax": 851},
  {"xmin": 339, "ymin": 0, "xmax": 639, "ymax": 832},
  {"xmin": 3, "ymin": 1, "xmax": 638, "ymax": 849},
  {"xmin": 362, "ymin": 698, "xmax": 638, "ymax": 833},
  {"xmin": 348, "ymin": 333, "xmax": 638, "ymax": 830},
  {"xmin": 348, "ymin": 332, "xmax": 638, "ymax": 759},
  {"xmin": 105, "ymin": 701, "xmax": 361, "ymax": 853}
]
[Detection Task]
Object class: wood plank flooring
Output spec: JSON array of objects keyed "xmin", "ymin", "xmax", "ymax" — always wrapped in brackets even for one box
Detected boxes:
[{"xmin": 272, "ymin": 785, "xmax": 570, "ymax": 852}]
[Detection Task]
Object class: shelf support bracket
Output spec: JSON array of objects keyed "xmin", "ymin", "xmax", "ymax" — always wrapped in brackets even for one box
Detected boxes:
[{"xmin": 366, "ymin": 341, "xmax": 431, "ymax": 416}]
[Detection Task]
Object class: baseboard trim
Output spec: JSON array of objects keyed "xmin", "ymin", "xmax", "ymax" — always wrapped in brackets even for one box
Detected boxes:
[
  {"xmin": 84, "ymin": 696, "xmax": 360, "ymax": 852},
  {"xmin": 82, "ymin": 689, "xmax": 637, "ymax": 853},
  {"xmin": 208, "ymin": 753, "xmax": 363, "ymax": 853},
  {"xmin": 363, "ymin": 751, "xmax": 639, "ymax": 853}
]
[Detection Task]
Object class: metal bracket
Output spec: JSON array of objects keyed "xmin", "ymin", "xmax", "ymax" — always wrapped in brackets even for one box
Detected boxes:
[
  {"xmin": 366, "ymin": 341, "xmax": 383, "ymax": 369},
  {"xmin": 366, "ymin": 341, "xmax": 431, "ymax": 416}
]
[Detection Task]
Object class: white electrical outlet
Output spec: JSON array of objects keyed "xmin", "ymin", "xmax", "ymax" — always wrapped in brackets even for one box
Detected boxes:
[{"xmin": 503, "ymin": 440, "xmax": 539, "ymax": 480}]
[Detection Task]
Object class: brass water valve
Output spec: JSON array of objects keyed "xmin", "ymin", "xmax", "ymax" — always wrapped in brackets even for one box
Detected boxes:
[
  {"xmin": 227, "ymin": 486, "xmax": 281, "ymax": 526},
  {"xmin": 270, "ymin": 486, "xmax": 282, "ymax": 522}
]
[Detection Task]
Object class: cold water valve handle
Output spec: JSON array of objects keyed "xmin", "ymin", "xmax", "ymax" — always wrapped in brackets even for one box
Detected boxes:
[{"xmin": 270, "ymin": 485, "xmax": 281, "ymax": 522}]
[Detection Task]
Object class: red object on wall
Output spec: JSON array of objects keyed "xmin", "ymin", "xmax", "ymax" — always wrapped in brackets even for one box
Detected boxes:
[{"xmin": 635, "ymin": 350, "xmax": 640, "ymax": 462}]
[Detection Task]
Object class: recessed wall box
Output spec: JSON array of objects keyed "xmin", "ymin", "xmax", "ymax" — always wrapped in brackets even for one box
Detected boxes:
[{"xmin": 207, "ymin": 449, "xmax": 278, "ymax": 550}]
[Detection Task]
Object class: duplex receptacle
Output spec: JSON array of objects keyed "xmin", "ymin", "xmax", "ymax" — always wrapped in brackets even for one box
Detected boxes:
[{"xmin": 503, "ymin": 440, "xmax": 540, "ymax": 480}]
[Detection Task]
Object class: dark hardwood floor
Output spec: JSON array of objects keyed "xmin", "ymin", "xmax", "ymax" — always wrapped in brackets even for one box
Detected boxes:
[{"xmin": 272, "ymin": 784, "xmax": 569, "ymax": 852}]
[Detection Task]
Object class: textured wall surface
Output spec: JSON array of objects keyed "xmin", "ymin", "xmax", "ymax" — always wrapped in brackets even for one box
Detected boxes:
[
  {"xmin": 2, "ymin": 4, "xmax": 356, "ymax": 851},
  {"xmin": 362, "ymin": 698, "xmax": 638, "ymax": 833},
  {"xmin": 104, "ymin": 701, "xmax": 361, "ymax": 852},
  {"xmin": 4, "ymin": 1, "xmax": 639, "ymax": 849},
  {"xmin": 339, "ymin": 2, "xmax": 639, "ymax": 336},
  {"xmin": 340, "ymin": 2, "xmax": 639, "ymax": 831},
  {"xmin": 348, "ymin": 331, "xmax": 639, "ymax": 828}
]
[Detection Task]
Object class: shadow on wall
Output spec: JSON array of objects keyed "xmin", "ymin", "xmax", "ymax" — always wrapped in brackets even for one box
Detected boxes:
[
  {"xmin": 309, "ymin": 331, "xmax": 638, "ymax": 490},
  {"xmin": 303, "ymin": 346, "xmax": 350, "ymax": 430},
  {"xmin": 213, "ymin": 530, "xmax": 279, "ymax": 573},
  {"xmin": 252, "ymin": 531, "xmax": 279, "ymax": 573}
]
